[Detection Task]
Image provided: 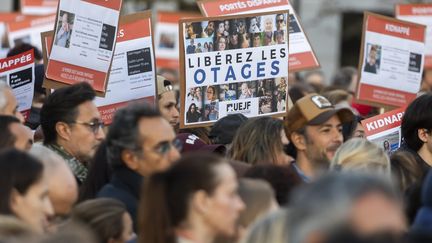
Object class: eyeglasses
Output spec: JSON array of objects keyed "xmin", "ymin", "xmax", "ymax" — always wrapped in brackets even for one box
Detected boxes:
[
  {"xmin": 153, "ymin": 138, "xmax": 182, "ymax": 155},
  {"xmin": 70, "ymin": 120, "xmax": 105, "ymax": 134},
  {"xmin": 277, "ymin": 19, "xmax": 284, "ymax": 23}
]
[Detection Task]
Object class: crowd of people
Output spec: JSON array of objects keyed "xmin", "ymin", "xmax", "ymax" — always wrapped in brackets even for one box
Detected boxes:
[{"xmin": 1, "ymin": 25, "xmax": 432, "ymax": 243}]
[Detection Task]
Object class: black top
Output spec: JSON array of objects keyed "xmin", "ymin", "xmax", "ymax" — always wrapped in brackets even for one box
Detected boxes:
[
  {"xmin": 397, "ymin": 146, "xmax": 430, "ymax": 224},
  {"xmin": 364, "ymin": 62, "xmax": 377, "ymax": 74},
  {"xmin": 97, "ymin": 166, "xmax": 143, "ymax": 230}
]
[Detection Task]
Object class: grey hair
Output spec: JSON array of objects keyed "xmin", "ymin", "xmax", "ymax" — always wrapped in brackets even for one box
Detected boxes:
[
  {"xmin": 105, "ymin": 103, "xmax": 161, "ymax": 169},
  {"xmin": 241, "ymin": 209, "xmax": 290, "ymax": 243},
  {"xmin": 288, "ymin": 172, "xmax": 399, "ymax": 243},
  {"xmin": 0, "ymin": 82, "xmax": 11, "ymax": 112},
  {"xmin": 29, "ymin": 144, "xmax": 65, "ymax": 171},
  {"xmin": 331, "ymin": 138, "xmax": 391, "ymax": 177}
]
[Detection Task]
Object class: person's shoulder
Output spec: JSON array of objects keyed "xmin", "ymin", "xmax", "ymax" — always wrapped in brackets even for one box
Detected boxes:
[{"xmin": 97, "ymin": 182, "xmax": 135, "ymax": 203}]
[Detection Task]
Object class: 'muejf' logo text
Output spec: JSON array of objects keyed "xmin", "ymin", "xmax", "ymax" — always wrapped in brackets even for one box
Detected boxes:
[{"xmin": 227, "ymin": 101, "xmax": 251, "ymax": 112}]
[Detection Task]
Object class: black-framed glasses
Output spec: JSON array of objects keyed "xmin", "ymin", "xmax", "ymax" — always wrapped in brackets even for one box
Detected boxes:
[
  {"xmin": 70, "ymin": 120, "xmax": 105, "ymax": 134},
  {"xmin": 153, "ymin": 138, "xmax": 182, "ymax": 155}
]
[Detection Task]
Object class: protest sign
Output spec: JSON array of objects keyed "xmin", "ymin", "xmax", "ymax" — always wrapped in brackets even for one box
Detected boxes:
[
  {"xmin": 0, "ymin": 49, "xmax": 35, "ymax": 119},
  {"xmin": 179, "ymin": 11, "xmax": 289, "ymax": 128},
  {"xmin": 45, "ymin": 0, "xmax": 122, "ymax": 95},
  {"xmin": 20, "ymin": 0, "xmax": 58, "ymax": 15},
  {"xmin": 41, "ymin": 11, "xmax": 157, "ymax": 124},
  {"xmin": 361, "ymin": 107, "xmax": 405, "ymax": 155},
  {"xmin": 6, "ymin": 14, "xmax": 55, "ymax": 51},
  {"xmin": 0, "ymin": 13, "xmax": 25, "ymax": 57},
  {"xmin": 396, "ymin": 4, "xmax": 432, "ymax": 68},
  {"xmin": 356, "ymin": 12, "xmax": 426, "ymax": 108},
  {"xmin": 197, "ymin": 0, "xmax": 319, "ymax": 72},
  {"xmin": 155, "ymin": 11, "xmax": 200, "ymax": 82}
]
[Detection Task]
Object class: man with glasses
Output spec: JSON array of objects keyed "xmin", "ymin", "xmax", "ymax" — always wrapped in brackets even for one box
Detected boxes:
[
  {"xmin": 98, "ymin": 103, "xmax": 181, "ymax": 229},
  {"xmin": 40, "ymin": 82, "xmax": 105, "ymax": 185}
]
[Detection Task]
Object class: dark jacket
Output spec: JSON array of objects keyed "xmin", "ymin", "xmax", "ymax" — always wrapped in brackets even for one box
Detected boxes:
[
  {"xmin": 397, "ymin": 145, "xmax": 430, "ymax": 224},
  {"xmin": 412, "ymin": 169, "xmax": 432, "ymax": 230},
  {"xmin": 97, "ymin": 166, "xmax": 143, "ymax": 230}
]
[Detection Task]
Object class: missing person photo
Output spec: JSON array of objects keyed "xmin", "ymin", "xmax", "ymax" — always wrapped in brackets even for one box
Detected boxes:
[
  {"xmin": 252, "ymin": 33, "xmax": 262, "ymax": 47},
  {"xmin": 186, "ymin": 102, "xmax": 202, "ymax": 123},
  {"xmin": 238, "ymin": 82, "xmax": 256, "ymax": 99},
  {"xmin": 364, "ymin": 43, "xmax": 381, "ymax": 74},
  {"xmin": 185, "ymin": 22, "xmax": 203, "ymax": 39},
  {"xmin": 257, "ymin": 79, "xmax": 273, "ymax": 97},
  {"xmin": 219, "ymin": 83, "xmax": 237, "ymax": 101},
  {"xmin": 158, "ymin": 33, "xmax": 175, "ymax": 49},
  {"xmin": 186, "ymin": 86, "xmax": 203, "ymax": 108},
  {"xmin": 239, "ymin": 33, "xmax": 251, "ymax": 49},
  {"xmin": 247, "ymin": 16, "xmax": 261, "ymax": 33},
  {"xmin": 228, "ymin": 31, "xmax": 240, "ymax": 49},
  {"xmin": 236, "ymin": 18, "xmax": 247, "ymax": 34},
  {"xmin": 203, "ymin": 102, "xmax": 219, "ymax": 121},
  {"xmin": 186, "ymin": 39, "xmax": 196, "ymax": 54},
  {"xmin": 204, "ymin": 85, "xmax": 219, "ymax": 104},
  {"xmin": 275, "ymin": 13, "xmax": 287, "ymax": 31},
  {"xmin": 275, "ymin": 77, "xmax": 288, "ymax": 99},
  {"xmin": 215, "ymin": 36, "xmax": 228, "ymax": 51},
  {"xmin": 276, "ymin": 92, "xmax": 286, "ymax": 112},
  {"xmin": 262, "ymin": 15, "xmax": 276, "ymax": 33},
  {"xmin": 202, "ymin": 21, "xmax": 215, "ymax": 38},
  {"xmin": 263, "ymin": 31, "xmax": 274, "ymax": 46},
  {"xmin": 259, "ymin": 96, "xmax": 273, "ymax": 114},
  {"xmin": 274, "ymin": 30, "xmax": 286, "ymax": 44},
  {"xmin": 54, "ymin": 10, "xmax": 75, "ymax": 48},
  {"xmin": 215, "ymin": 21, "xmax": 228, "ymax": 39}
]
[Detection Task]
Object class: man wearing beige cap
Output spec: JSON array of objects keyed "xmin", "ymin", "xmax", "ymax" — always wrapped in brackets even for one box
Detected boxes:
[
  {"xmin": 285, "ymin": 93, "xmax": 354, "ymax": 181},
  {"xmin": 157, "ymin": 75, "xmax": 179, "ymax": 128}
]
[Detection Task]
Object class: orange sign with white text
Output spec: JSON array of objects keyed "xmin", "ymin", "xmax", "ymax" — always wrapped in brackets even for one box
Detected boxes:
[
  {"xmin": 0, "ymin": 49, "xmax": 35, "ymax": 120},
  {"xmin": 20, "ymin": 0, "xmax": 58, "ymax": 15},
  {"xmin": 43, "ymin": 12, "xmax": 157, "ymax": 124},
  {"xmin": 396, "ymin": 4, "xmax": 432, "ymax": 68},
  {"xmin": 197, "ymin": 0, "xmax": 319, "ymax": 72},
  {"xmin": 356, "ymin": 13, "xmax": 426, "ymax": 108},
  {"xmin": 361, "ymin": 107, "xmax": 406, "ymax": 154},
  {"xmin": 6, "ymin": 14, "xmax": 55, "ymax": 50},
  {"xmin": 154, "ymin": 11, "xmax": 201, "ymax": 82},
  {"xmin": 45, "ymin": 0, "xmax": 122, "ymax": 94}
]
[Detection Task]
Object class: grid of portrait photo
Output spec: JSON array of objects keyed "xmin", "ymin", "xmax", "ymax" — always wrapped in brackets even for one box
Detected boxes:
[
  {"xmin": 185, "ymin": 77, "xmax": 288, "ymax": 124},
  {"xmin": 184, "ymin": 13, "xmax": 288, "ymax": 54}
]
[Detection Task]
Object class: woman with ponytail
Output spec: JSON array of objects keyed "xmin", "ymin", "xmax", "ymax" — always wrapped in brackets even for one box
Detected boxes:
[{"xmin": 138, "ymin": 153, "xmax": 245, "ymax": 243}]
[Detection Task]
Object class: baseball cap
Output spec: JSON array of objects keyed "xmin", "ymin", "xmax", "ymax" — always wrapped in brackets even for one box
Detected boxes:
[
  {"xmin": 209, "ymin": 114, "xmax": 248, "ymax": 145},
  {"xmin": 157, "ymin": 75, "xmax": 173, "ymax": 96},
  {"xmin": 176, "ymin": 133, "xmax": 226, "ymax": 154},
  {"xmin": 285, "ymin": 93, "xmax": 354, "ymax": 136}
]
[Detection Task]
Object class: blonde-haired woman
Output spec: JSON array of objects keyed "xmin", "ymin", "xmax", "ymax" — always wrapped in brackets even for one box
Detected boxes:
[
  {"xmin": 240, "ymin": 209, "xmax": 289, "ymax": 243},
  {"xmin": 330, "ymin": 138, "xmax": 390, "ymax": 176}
]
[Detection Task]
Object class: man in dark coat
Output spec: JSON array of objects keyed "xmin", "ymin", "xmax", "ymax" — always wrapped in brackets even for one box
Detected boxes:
[{"xmin": 97, "ymin": 103, "xmax": 181, "ymax": 229}]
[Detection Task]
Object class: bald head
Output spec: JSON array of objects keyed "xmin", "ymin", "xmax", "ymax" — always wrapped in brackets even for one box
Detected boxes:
[
  {"xmin": 0, "ymin": 83, "xmax": 24, "ymax": 122},
  {"xmin": 30, "ymin": 144, "xmax": 78, "ymax": 216}
]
